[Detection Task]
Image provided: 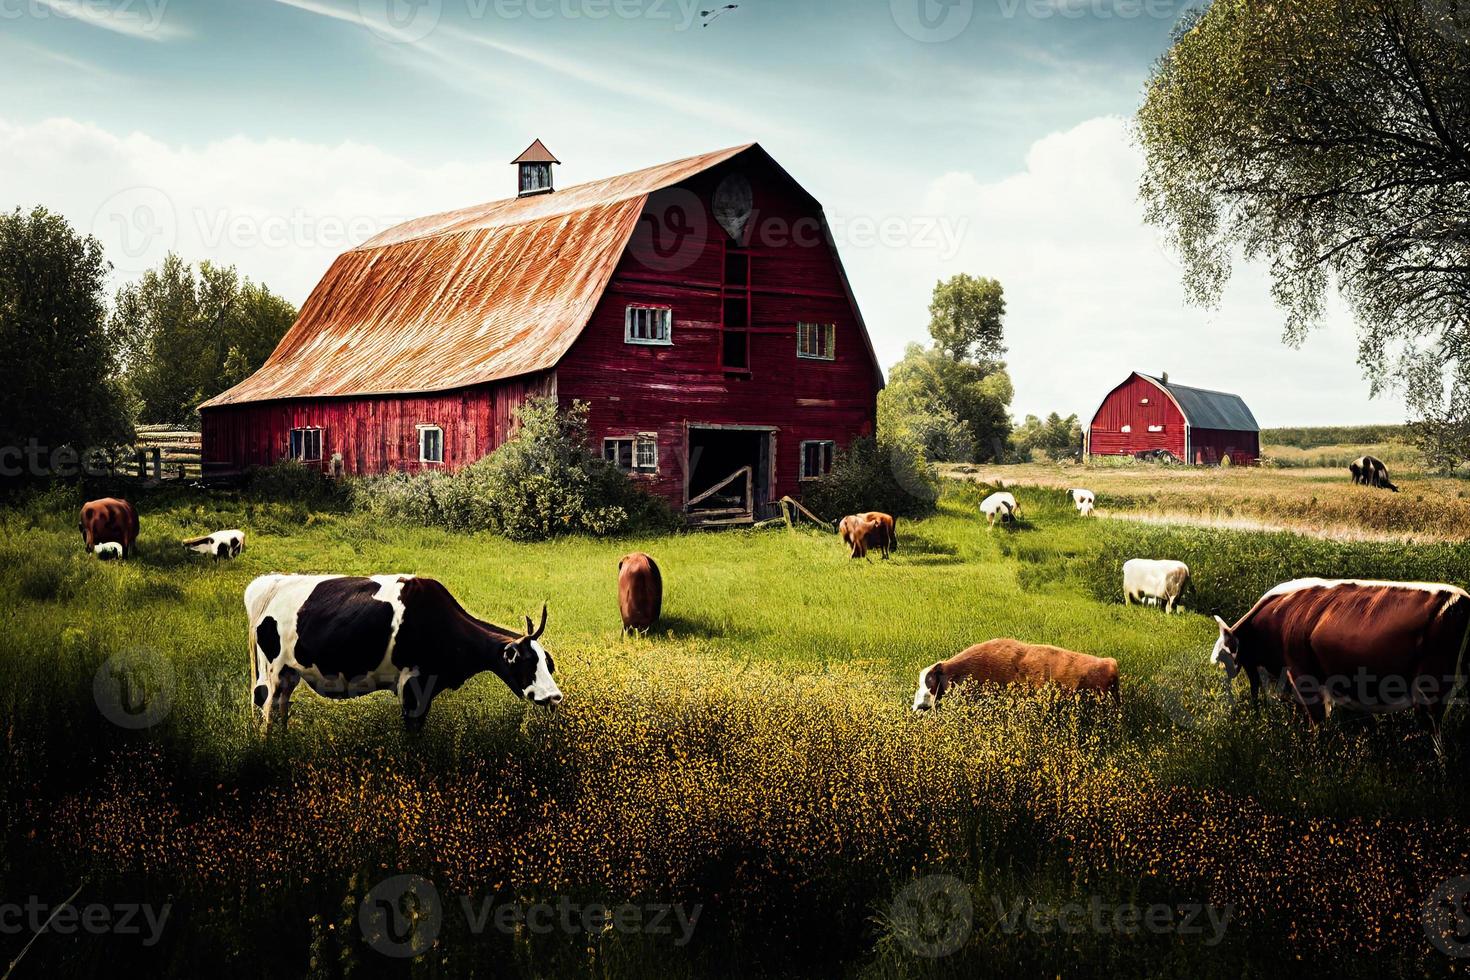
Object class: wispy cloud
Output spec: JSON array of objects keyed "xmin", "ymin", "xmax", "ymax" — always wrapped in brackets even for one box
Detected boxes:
[{"xmin": 32, "ymin": 0, "xmax": 188, "ymax": 42}]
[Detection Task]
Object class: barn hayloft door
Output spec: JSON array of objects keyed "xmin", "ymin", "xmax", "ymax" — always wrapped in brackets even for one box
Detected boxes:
[{"xmin": 685, "ymin": 426, "xmax": 774, "ymax": 526}]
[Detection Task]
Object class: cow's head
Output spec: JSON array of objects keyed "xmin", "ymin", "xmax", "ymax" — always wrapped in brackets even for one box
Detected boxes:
[
  {"xmin": 500, "ymin": 604, "xmax": 562, "ymax": 708},
  {"xmin": 912, "ymin": 662, "xmax": 950, "ymax": 712},
  {"xmin": 1210, "ymin": 615, "xmax": 1241, "ymax": 678}
]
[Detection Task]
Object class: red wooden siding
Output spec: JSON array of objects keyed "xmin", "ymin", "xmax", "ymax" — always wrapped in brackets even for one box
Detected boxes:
[
  {"xmin": 201, "ymin": 373, "xmax": 554, "ymax": 474},
  {"xmin": 1087, "ymin": 374, "xmax": 1186, "ymax": 460},
  {"xmin": 555, "ymin": 155, "xmax": 878, "ymax": 504}
]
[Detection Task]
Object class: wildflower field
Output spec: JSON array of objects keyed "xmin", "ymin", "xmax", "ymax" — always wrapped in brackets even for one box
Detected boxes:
[{"xmin": 1, "ymin": 478, "xmax": 1469, "ymax": 978}]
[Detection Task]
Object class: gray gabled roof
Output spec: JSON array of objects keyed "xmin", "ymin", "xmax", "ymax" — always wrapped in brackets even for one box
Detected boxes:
[{"xmin": 1143, "ymin": 375, "xmax": 1259, "ymax": 432}]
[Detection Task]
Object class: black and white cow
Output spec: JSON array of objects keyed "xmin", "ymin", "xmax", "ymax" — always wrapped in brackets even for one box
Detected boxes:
[
  {"xmin": 1349, "ymin": 455, "xmax": 1398, "ymax": 492},
  {"xmin": 245, "ymin": 574, "xmax": 562, "ymax": 733},
  {"xmin": 184, "ymin": 529, "xmax": 244, "ymax": 561}
]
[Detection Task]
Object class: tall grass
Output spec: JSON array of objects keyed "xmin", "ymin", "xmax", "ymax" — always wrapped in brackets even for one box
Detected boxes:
[{"xmin": 1, "ymin": 483, "xmax": 1466, "ymax": 977}]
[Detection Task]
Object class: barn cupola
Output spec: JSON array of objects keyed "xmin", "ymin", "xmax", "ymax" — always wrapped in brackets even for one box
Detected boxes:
[{"xmin": 512, "ymin": 139, "xmax": 559, "ymax": 197}]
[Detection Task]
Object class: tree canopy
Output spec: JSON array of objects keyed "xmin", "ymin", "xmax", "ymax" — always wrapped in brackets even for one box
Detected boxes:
[
  {"xmin": 113, "ymin": 254, "xmax": 295, "ymax": 424},
  {"xmin": 0, "ymin": 207, "xmax": 132, "ymax": 455},
  {"xmin": 879, "ymin": 275, "xmax": 1014, "ymax": 462},
  {"xmin": 1137, "ymin": 0, "xmax": 1470, "ymax": 464}
]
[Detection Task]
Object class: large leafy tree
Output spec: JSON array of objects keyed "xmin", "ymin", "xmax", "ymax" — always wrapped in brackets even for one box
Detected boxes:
[
  {"xmin": 0, "ymin": 207, "xmax": 132, "ymax": 455},
  {"xmin": 113, "ymin": 254, "xmax": 295, "ymax": 424},
  {"xmin": 879, "ymin": 274, "xmax": 1014, "ymax": 462},
  {"xmin": 1011, "ymin": 412, "xmax": 1083, "ymax": 462},
  {"xmin": 1137, "ymin": 0, "xmax": 1470, "ymax": 466},
  {"xmin": 927, "ymin": 273, "xmax": 1006, "ymax": 363}
]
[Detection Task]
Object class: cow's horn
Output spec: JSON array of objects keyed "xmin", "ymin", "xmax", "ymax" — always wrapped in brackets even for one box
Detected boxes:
[{"xmin": 526, "ymin": 603, "xmax": 548, "ymax": 641}]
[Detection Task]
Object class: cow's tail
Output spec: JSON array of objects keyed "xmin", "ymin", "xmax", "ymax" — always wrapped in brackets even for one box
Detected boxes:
[{"xmin": 181, "ymin": 534, "xmax": 211, "ymax": 548}]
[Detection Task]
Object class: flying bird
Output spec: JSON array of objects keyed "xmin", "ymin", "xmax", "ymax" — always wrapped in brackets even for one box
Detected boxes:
[{"xmin": 701, "ymin": 4, "xmax": 738, "ymax": 26}]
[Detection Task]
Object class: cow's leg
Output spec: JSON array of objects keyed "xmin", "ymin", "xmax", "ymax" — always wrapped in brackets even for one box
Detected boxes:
[
  {"xmin": 265, "ymin": 666, "xmax": 300, "ymax": 733},
  {"xmin": 399, "ymin": 669, "xmax": 434, "ymax": 734},
  {"xmin": 1414, "ymin": 704, "xmax": 1447, "ymax": 760}
]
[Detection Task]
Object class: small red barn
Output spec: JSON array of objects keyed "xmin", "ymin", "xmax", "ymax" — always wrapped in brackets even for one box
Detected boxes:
[
  {"xmin": 1086, "ymin": 372, "xmax": 1259, "ymax": 465},
  {"xmin": 200, "ymin": 142, "xmax": 883, "ymax": 523}
]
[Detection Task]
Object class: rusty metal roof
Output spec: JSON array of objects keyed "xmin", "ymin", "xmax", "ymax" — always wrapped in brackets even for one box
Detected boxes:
[
  {"xmin": 200, "ymin": 142, "xmax": 884, "ymax": 408},
  {"xmin": 510, "ymin": 139, "xmax": 560, "ymax": 164}
]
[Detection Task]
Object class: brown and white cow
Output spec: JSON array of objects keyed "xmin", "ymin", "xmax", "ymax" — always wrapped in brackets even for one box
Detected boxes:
[
  {"xmin": 912, "ymin": 638, "xmax": 1120, "ymax": 711},
  {"xmin": 1211, "ymin": 579, "xmax": 1470, "ymax": 743},
  {"xmin": 80, "ymin": 498, "xmax": 139, "ymax": 559},
  {"xmin": 839, "ymin": 512, "xmax": 898, "ymax": 560},
  {"xmin": 618, "ymin": 552, "xmax": 663, "ymax": 633},
  {"xmin": 245, "ymin": 574, "xmax": 562, "ymax": 733}
]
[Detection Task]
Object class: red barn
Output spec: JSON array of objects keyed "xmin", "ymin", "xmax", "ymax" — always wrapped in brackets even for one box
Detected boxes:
[
  {"xmin": 200, "ymin": 142, "xmax": 883, "ymax": 524},
  {"xmin": 1085, "ymin": 372, "xmax": 1259, "ymax": 465}
]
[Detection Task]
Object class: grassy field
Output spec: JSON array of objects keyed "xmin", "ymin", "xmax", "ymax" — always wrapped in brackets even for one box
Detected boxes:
[
  {"xmin": 949, "ymin": 461, "xmax": 1470, "ymax": 542},
  {"xmin": 2, "ymin": 480, "xmax": 1470, "ymax": 977}
]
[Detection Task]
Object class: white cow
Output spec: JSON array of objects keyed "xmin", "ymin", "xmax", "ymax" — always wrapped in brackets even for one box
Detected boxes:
[
  {"xmin": 1068, "ymin": 488, "xmax": 1096, "ymax": 517},
  {"xmin": 184, "ymin": 529, "xmax": 245, "ymax": 561},
  {"xmin": 979, "ymin": 491, "xmax": 1019, "ymax": 527},
  {"xmin": 1123, "ymin": 558, "xmax": 1191, "ymax": 613}
]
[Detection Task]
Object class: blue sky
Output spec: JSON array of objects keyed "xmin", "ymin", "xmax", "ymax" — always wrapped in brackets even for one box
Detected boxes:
[{"xmin": 0, "ymin": 0, "xmax": 1407, "ymax": 424}]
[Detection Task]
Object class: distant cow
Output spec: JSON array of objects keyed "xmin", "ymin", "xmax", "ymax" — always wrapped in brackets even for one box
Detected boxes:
[
  {"xmin": 183, "ymin": 529, "xmax": 245, "ymax": 561},
  {"xmin": 979, "ymin": 491, "xmax": 1019, "ymax": 527},
  {"xmin": 840, "ymin": 512, "xmax": 898, "ymax": 560},
  {"xmin": 1068, "ymin": 488, "xmax": 1096, "ymax": 517},
  {"xmin": 912, "ymin": 638, "xmax": 1120, "ymax": 711},
  {"xmin": 618, "ymin": 552, "xmax": 663, "ymax": 632},
  {"xmin": 79, "ymin": 498, "xmax": 139, "ymax": 559},
  {"xmin": 1123, "ymin": 558, "xmax": 1191, "ymax": 613},
  {"xmin": 245, "ymin": 574, "xmax": 562, "ymax": 733},
  {"xmin": 1211, "ymin": 579, "xmax": 1470, "ymax": 746},
  {"xmin": 1349, "ymin": 455, "xmax": 1398, "ymax": 492}
]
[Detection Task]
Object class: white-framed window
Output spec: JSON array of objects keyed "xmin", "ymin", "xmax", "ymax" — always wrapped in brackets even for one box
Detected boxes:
[
  {"xmin": 1120, "ymin": 424, "xmax": 1132, "ymax": 434},
  {"xmin": 800, "ymin": 440, "xmax": 835, "ymax": 480},
  {"xmin": 625, "ymin": 306, "xmax": 673, "ymax": 345},
  {"xmin": 289, "ymin": 427, "xmax": 322, "ymax": 462},
  {"xmin": 604, "ymin": 434, "xmax": 658, "ymax": 473},
  {"xmin": 797, "ymin": 322, "xmax": 835, "ymax": 360},
  {"xmin": 1147, "ymin": 424, "xmax": 1165, "ymax": 433},
  {"xmin": 418, "ymin": 424, "xmax": 444, "ymax": 464}
]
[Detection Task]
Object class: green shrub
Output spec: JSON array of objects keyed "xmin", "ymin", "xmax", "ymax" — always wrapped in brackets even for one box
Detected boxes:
[
  {"xmin": 801, "ymin": 436, "xmax": 938, "ymax": 521},
  {"xmin": 351, "ymin": 397, "xmax": 678, "ymax": 541},
  {"xmin": 245, "ymin": 459, "xmax": 344, "ymax": 507}
]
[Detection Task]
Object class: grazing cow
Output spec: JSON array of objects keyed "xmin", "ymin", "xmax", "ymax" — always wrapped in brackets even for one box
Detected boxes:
[
  {"xmin": 618, "ymin": 552, "xmax": 663, "ymax": 632},
  {"xmin": 245, "ymin": 574, "xmax": 562, "ymax": 733},
  {"xmin": 1211, "ymin": 579, "xmax": 1470, "ymax": 747},
  {"xmin": 1349, "ymin": 455, "xmax": 1398, "ymax": 492},
  {"xmin": 79, "ymin": 498, "xmax": 139, "ymax": 559},
  {"xmin": 1123, "ymin": 558, "xmax": 1192, "ymax": 613},
  {"xmin": 183, "ymin": 529, "xmax": 245, "ymax": 561},
  {"xmin": 840, "ymin": 512, "xmax": 899, "ymax": 560},
  {"xmin": 93, "ymin": 543, "xmax": 124, "ymax": 561},
  {"xmin": 979, "ymin": 491, "xmax": 1019, "ymax": 527},
  {"xmin": 912, "ymin": 638, "xmax": 1120, "ymax": 711},
  {"xmin": 1068, "ymin": 488, "xmax": 1096, "ymax": 517}
]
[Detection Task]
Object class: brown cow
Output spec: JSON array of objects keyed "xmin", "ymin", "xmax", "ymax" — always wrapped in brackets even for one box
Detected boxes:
[
  {"xmin": 1211, "ymin": 578, "xmax": 1470, "ymax": 747},
  {"xmin": 839, "ymin": 512, "xmax": 898, "ymax": 560},
  {"xmin": 618, "ymin": 552, "xmax": 663, "ymax": 633},
  {"xmin": 79, "ymin": 498, "xmax": 139, "ymax": 559},
  {"xmin": 912, "ymin": 638, "xmax": 1120, "ymax": 711}
]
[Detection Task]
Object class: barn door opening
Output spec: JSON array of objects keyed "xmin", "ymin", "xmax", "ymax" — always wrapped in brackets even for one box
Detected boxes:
[{"xmin": 686, "ymin": 426, "xmax": 773, "ymax": 526}]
